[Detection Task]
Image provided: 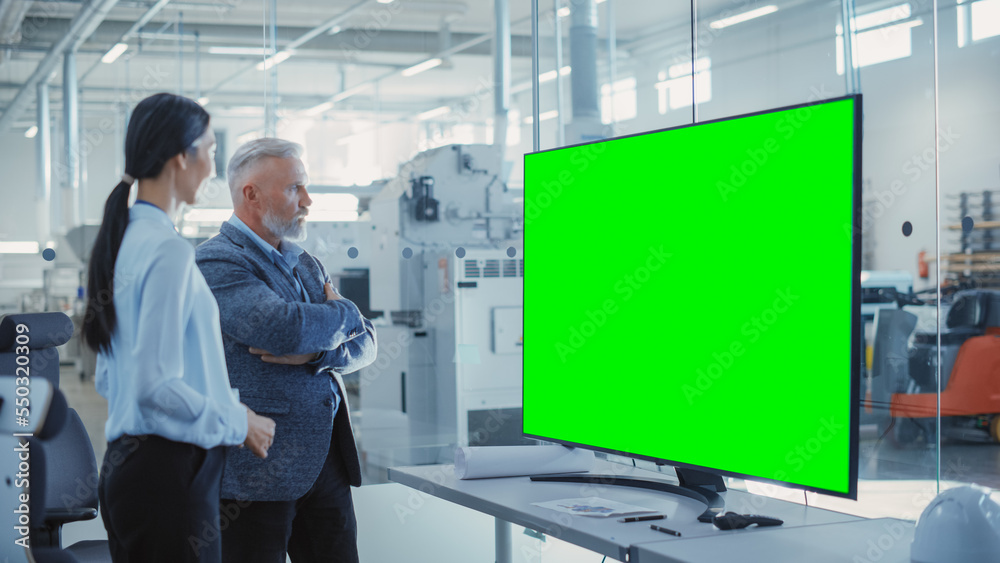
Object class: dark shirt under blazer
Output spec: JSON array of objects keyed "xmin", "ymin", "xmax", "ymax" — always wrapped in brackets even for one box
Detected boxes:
[{"xmin": 196, "ymin": 222, "xmax": 376, "ymax": 501}]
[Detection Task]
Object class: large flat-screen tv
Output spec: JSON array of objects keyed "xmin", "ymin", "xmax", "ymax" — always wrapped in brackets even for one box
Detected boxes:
[{"xmin": 523, "ymin": 95, "xmax": 862, "ymax": 499}]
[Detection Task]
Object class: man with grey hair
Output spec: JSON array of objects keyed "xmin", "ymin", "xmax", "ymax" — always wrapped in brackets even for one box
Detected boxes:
[{"xmin": 196, "ymin": 137, "xmax": 376, "ymax": 563}]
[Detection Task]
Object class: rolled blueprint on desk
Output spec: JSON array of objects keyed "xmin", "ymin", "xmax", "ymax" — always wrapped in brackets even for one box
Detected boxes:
[{"xmin": 455, "ymin": 445, "xmax": 594, "ymax": 479}]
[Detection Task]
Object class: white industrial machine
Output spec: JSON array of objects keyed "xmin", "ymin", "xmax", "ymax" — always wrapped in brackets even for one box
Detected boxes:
[{"xmin": 359, "ymin": 144, "xmax": 524, "ymax": 477}]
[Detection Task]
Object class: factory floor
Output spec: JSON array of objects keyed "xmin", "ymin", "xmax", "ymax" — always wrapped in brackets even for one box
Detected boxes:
[{"xmin": 55, "ymin": 366, "xmax": 1000, "ymax": 560}]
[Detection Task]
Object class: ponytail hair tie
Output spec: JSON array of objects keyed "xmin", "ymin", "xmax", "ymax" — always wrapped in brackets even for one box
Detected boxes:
[{"xmin": 121, "ymin": 173, "xmax": 135, "ymax": 185}]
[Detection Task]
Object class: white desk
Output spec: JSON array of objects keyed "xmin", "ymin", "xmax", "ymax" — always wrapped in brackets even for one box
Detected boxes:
[
  {"xmin": 633, "ymin": 518, "xmax": 914, "ymax": 562},
  {"xmin": 388, "ymin": 462, "xmax": 895, "ymax": 562}
]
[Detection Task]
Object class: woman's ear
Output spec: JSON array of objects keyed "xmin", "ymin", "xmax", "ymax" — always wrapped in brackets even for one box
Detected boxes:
[{"xmin": 175, "ymin": 151, "xmax": 190, "ymax": 171}]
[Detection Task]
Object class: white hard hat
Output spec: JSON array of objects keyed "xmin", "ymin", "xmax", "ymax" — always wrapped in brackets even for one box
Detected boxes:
[{"xmin": 911, "ymin": 484, "xmax": 1000, "ymax": 563}]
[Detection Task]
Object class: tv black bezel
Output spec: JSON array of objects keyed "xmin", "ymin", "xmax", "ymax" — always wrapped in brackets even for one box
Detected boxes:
[{"xmin": 521, "ymin": 94, "xmax": 863, "ymax": 500}]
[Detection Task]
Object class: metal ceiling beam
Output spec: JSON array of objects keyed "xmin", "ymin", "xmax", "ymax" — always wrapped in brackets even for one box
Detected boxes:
[
  {"xmin": 203, "ymin": 0, "xmax": 373, "ymax": 99},
  {"xmin": 307, "ymin": 10, "xmax": 540, "ymax": 116},
  {"xmin": 21, "ymin": 17, "xmax": 537, "ymax": 57},
  {"xmin": 79, "ymin": 0, "xmax": 172, "ymax": 83},
  {"xmin": 0, "ymin": 0, "xmax": 121, "ymax": 134}
]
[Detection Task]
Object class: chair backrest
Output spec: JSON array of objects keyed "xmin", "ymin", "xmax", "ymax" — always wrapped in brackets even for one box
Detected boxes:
[
  {"xmin": 0, "ymin": 376, "xmax": 58, "ymax": 436},
  {"xmin": 871, "ymin": 308, "xmax": 918, "ymax": 394},
  {"xmin": 0, "ymin": 434, "xmax": 33, "ymax": 562},
  {"xmin": 0, "ymin": 312, "xmax": 75, "ymax": 392},
  {"xmin": 0, "ymin": 349, "xmax": 62, "ymax": 391},
  {"xmin": 0, "ymin": 313, "xmax": 75, "ymax": 351},
  {"xmin": 0, "ymin": 375, "xmax": 75, "ymax": 562},
  {"xmin": 43, "ymin": 409, "xmax": 100, "ymax": 516}
]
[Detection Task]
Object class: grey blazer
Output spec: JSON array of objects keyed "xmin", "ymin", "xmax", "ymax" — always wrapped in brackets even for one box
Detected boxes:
[{"xmin": 196, "ymin": 222, "xmax": 376, "ymax": 501}]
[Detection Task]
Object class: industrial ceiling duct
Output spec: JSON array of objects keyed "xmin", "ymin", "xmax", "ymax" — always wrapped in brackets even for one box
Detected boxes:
[
  {"xmin": 0, "ymin": 0, "xmax": 32, "ymax": 66},
  {"xmin": 0, "ymin": 0, "xmax": 121, "ymax": 135}
]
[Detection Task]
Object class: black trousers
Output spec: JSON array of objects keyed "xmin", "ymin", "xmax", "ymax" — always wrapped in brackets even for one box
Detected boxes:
[
  {"xmin": 220, "ymin": 433, "xmax": 359, "ymax": 563},
  {"xmin": 98, "ymin": 435, "xmax": 225, "ymax": 563}
]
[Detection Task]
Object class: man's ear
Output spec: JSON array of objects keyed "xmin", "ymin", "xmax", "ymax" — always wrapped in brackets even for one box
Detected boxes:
[{"xmin": 242, "ymin": 183, "xmax": 257, "ymax": 205}]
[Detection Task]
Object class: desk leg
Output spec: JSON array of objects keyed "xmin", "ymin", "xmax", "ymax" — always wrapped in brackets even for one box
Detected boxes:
[{"xmin": 495, "ymin": 518, "xmax": 512, "ymax": 563}]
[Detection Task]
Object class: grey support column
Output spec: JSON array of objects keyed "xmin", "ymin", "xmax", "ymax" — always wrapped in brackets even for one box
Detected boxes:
[
  {"xmin": 530, "ymin": 0, "xmax": 540, "ymax": 152},
  {"xmin": 493, "ymin": 0, "xmax": 511, "ymax": 152},
  {"xmin": 36, "ymin": 81, "xmax": 52, "ymax": 244},
  {"xmin": 63, "ymin": 51, "xmax": 81, "ymax": 230},
  {"xmin": 568, "ymin": 0, "xmax": 602, "ymax": 143}
]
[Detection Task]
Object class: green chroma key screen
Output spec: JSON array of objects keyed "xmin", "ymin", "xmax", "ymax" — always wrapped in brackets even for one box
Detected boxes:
[{"xmin": 523, "ymin": 95, "xmax": 862, "ymax": 498}]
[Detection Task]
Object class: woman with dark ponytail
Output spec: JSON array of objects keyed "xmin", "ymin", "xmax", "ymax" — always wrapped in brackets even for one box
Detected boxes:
[{"xmin": 83, "ymin": 93, "xmax": 275, "ymax": 563}]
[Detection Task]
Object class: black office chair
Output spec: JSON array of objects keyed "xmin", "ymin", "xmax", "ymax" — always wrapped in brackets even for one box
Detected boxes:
[
  {"xmin": 0, "ymin": 376, "xmax": 78, "ymax": 562},
  {"xmin": 34, "ymin": 407, "xmax": 112, "ymax": 562},
  {"xmin": 0, "ymin": 313, "xmax": 112, "ymax": 562}
]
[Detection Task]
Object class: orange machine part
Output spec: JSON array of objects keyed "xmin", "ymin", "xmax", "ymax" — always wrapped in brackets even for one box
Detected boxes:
[{"xmin": 890, "ymin": 335, "xmax": 1000, "ymax": 418}]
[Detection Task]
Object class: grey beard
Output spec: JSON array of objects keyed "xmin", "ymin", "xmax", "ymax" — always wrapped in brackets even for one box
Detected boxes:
[{"xmin": 263, "ymin": 210, "xmax": 308, "ymax": 243}]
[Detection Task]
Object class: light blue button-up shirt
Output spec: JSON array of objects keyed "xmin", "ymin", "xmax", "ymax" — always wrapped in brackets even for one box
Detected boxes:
[
  {"xmin": 227, "ymin": 214, "xmax": 342, "ymax": 416},
  {"xmin": 95, "ymin": 202, "xmax": 248, "ymax": 448}
]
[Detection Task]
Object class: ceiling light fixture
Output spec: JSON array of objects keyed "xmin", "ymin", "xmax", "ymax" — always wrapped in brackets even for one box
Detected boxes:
[
  {"xmin": 709, "ymin": 5, "xmax": 778, "ymax": 29},
  {"xmin": 401, "ymin": 58, "xmax": 443, "ymax": 77},
  {"xmin": 538, "ymin": 66, "xmax": 571, "ymax": 83},
  {"xmin": 207, "ymin": 46, "xmax": 271, "ymax": 56},
  {"xmin": 303, "ymin": 101, "xmax": 336, "ymax": 116},
  {"xmin": 416, "ymin": 106, "xmax": 451, "ymax": 121},
  {"xmin": 256, "ymin": 50, "xmax": 293, "ymax": 71},
  {"xmin": 523, "ymin": 110, "xmax": 559, "ymax": 124},
  {"xmin": 101, "ymin": 42, "xmax": 129, "ymax": 64},
  {"xmin": 332, "ymin": 83, "xmax": 372, "ymax": 102},
  {"xmin": 0, "ymin": 241, "xmax": 40, "ymax": 254},
  {"xmin": 25, "ymin": 126, "xmax": 38, "ymax": 138}
]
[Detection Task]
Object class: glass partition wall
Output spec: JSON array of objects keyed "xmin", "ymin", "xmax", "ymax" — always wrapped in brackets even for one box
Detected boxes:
[
  {"xmin": 524, "ymin": 0, "xmax": 1000, "ymax": 527},
  {"xmin": 934, "ymin": 0, "xmax": 1000, "ymax": 504},
  {"xmin": 40, "ymin": 0, "xmax": 999, "ymax": 556}
]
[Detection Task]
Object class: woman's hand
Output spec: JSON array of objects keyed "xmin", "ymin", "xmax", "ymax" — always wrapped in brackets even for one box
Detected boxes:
[{"xmin": 243, "ymin": 405, "xmax": 276, "ymax": 459}]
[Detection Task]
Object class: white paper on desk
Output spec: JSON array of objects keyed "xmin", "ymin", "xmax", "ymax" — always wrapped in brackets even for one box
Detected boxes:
[
  {"xmin": 454, "ymin": 445, "xmax": 594, "ymax": 479},
  {"xmin": 532, "ymin": 497, "xmax": 656, "ymax": 518}
]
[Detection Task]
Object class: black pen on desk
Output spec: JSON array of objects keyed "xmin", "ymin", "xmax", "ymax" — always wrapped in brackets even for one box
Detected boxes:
[
  {"xmin": 650, "ymin": 524, "xmax": 682, "ymax": 537},
  {"xmin": 619, "ymin": 514, "xmax": 665, "ymax": 523}
]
